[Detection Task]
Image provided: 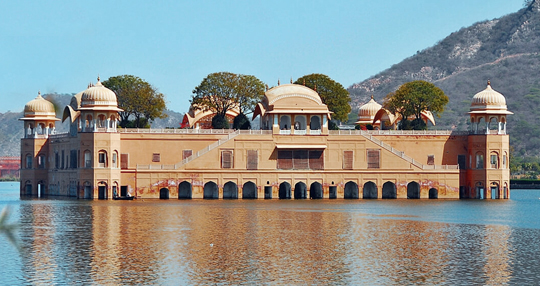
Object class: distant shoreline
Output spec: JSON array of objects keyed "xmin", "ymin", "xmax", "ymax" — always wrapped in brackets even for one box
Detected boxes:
[{"xmin": 511, "ymin": 179, "xmax": 540, "ymax": 189}]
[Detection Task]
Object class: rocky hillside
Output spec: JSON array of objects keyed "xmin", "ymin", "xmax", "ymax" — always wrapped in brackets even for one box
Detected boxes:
[{"xmin": 348, "ymin": 0, "xmax": 540, "ymax": 157}]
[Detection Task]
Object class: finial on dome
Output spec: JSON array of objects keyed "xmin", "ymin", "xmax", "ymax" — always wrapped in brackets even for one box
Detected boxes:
[
  {"xmin": 265, "ymin": 84, "xmax": 269, "ymax": 91},
  {"xmin": 278, "ymin": 79, "xmax": 280, "ymax": 86},
  {"xmin": 303, "ymin": 79, "xmax": 306, "ymax": 86},
  {"xmin": 487, "ymin": 80, "xmax": 491, "ymax": 86},
  {"xmin": 37, "ymin": 91, "xmax": 42, "ymax": 98},
  {"xmin": 314, "ymin": 84, "xmax": 317, "ymax": 92},
  {"xmin": 290, "ymin": 78, "xmax": 293, "ymax": 84},
  {"xmin": 371, "ymin": 95, "xmax": 374, "ymax": 99},
  {"xmin": 97, "ymin": 75, "xmax": 101, "ymax": 82}
]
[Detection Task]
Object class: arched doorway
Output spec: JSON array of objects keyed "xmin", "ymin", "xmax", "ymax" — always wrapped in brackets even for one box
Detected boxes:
[
  {"xmin": 310, "ymin": 182, "xmax": 323, "ymax": 199},
  {"xmin": 407, "ymin": 181, "xmax": 420, "ymax": 199},
  {"xmin": 223, "ymin": 181, "xmax": 238, "ymax": 199},
  {"xmin": 363, "ymin": 181, "xmax": 377, "ymax": 199},
  {"xmin": 475, "ymin": 182, "xmax": 484, "ymax": 199},
  {"xmin": 491, "ymin": 182, "xmax": 499, "ymax": 199},
  {"xmin": 429, "ymin": 188, "xmax": 438, "ymax": 199},
  {"xmin": 382, "ymin": 182, "xmax": 396, "ymax": 199},
  {"xmin": 24, "ymin": 181, "xmax": 32, "ymax": 196},
  {"xmin": 279, "ymin": 182, "xmax": 291, "ymax": 199},
  {"xmin": 160, "ymin": 188, "xmax": 170, "ymax": 199},
  {"xmin": 178, "ymin": 181, "xmax": 192, "ymax": 199},
  {"xmin": 344, "ymin": 181, "xmax": 359, "ymax": 199},
  {"xmin": 98, "ymin": 182, "xmax": 108, "ymax": 200},
  {"xmin": 37, "ymin": 181, "xmax": 46, "ymax": 198},
  {"xmin": 84, "ymin": 182, "xmax": 92, "ymax": 199},
  {"xmin": 294, "ymin": 182, "xmax": 307, "ymax": 199},
  {"xmin": 242, "ymin": 181, "xmax": 257, "ymax": 199},
  {"xmin": 204, "ymin": 181, "xmax": 219, "ymax": 199}
]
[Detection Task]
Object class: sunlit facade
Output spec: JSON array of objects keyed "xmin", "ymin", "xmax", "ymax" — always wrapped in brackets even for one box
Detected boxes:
[{"xmin": 20, "ymin": 79, "xmax": 511, "ymax": 199}]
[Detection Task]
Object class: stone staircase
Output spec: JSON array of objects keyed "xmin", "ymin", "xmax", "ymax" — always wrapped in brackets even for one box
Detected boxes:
[
  {"xmin": 360, "ymin": 133, "xmax": 457, "ymax": 170},
  {"xmin": 174, "ymin": 130, "xmax": 240, "ymax": 169}
]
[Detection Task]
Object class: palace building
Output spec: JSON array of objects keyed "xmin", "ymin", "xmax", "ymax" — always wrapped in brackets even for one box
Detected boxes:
[{"xmin": 20, "ymin": 78, "xmax": 511, "ymax": 200}]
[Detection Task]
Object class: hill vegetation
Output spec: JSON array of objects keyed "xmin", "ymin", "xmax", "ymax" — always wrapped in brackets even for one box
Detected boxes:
[{"xmin": 348, "ymin": 0, "xmax": 540, "ymax": 159}]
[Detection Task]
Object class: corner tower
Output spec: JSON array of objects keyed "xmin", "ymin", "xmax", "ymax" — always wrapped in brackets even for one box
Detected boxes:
[
  {"xmin": 19, "ymin": 92, "xmax": 59, "ymax": 197},
  {"xmin": 76, "ymin": 77, "xmax": 123, "ymax": 199},
  {"xmin": 467, "ymin": 81, "xmax": 513, "ymax": 199}
]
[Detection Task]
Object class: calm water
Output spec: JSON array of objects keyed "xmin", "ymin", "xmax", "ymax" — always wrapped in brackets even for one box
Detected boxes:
[{"xmin": 1, "ymin": 182, "xmax": 540, "ymax": 285}]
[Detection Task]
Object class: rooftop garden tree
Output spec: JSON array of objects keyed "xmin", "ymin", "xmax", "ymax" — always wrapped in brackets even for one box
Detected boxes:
[
  {"xmin": 384, "ymin": 80, "xmax": 448, "ymax": 130},
  {"xmin": 103, "ymin": 75, "xmax": 167, "ymax": 128},
  {"xmin": 294, "ymin": 74, "xmax": 351, "ymax": 122},
  {"xmin": 191, "ymin": 72, "xmax": 265, "ymax": 129}
]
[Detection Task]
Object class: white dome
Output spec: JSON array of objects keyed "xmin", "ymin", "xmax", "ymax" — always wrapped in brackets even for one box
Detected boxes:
[
  {"xmin": 80, "ymin": 77, "xmax": 118, "ymax": 107},
  {"xmin": 358, "ymin": 96, "xmax": 382, "ymax": 118},
  {"xmin": 24, "ymin": 92, "xmax": 56, "ymax": 116},
  {"xmin": 471, "ymin": 81, "xmax": 507, "ymax": 110}
]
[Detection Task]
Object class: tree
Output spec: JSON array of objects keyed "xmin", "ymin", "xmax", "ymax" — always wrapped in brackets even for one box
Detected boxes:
[
  {"xmin": 383, "ymin": 80, "xmax": 448, "ymax": 130},
  {"xmin": 103, "ymin": 75, "xmax": 167, "ymax": 128},
  {"xmin": 294, "ymin": 74, "xmax": 351, "ymax": 122},
  {"xmin": 191, "ymin": 72, "xmax": 265, "ymax": 129}
]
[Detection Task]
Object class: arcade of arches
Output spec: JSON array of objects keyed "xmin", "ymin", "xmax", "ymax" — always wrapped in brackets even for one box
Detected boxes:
[{"xmin": 152, "ymin": 180, "xmax": 443, "ymax": 200}]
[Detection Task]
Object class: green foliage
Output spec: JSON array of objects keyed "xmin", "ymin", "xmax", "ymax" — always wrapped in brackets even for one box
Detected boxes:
[
  {"xmin": 233, "ymin": 113, "xmax": 251, "ymax": 130},
  {"xmin": 384, "ymin": 81, "xmax": 448, "ymax": 128},
  {"xmin": 398, "ymin": 118, "xmax": 427, "ymax": 130},
  {"xmin": 211, "ymin": 114, "xmax": 230, "ymax": 129},
  {"xmin": 103, "ymin": 75, "xmax": 167, "ymax": 128},
  {"xmin": 294, "ymin": 74, "xmax": 351, "ymax": 122},
  {"xmin": 328, "ymin": 120, "xmax": 339, "ymax": 130},
  {"xmin": 192, "ymin": 72, "xmax": 265, "ymax": 117}
]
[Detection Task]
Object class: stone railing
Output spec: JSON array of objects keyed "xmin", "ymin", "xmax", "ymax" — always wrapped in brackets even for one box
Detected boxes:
[
  {"xmin": 329, "ymin": 130, "xmax": 470, "ymax": 136},
  {"xmin": 119, "ymin": 128, "xmax": 237, "ymax": 134}
]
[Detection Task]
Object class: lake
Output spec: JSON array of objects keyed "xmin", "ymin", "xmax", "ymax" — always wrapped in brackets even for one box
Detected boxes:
[{"xmin": 1, "ymin": 182, "xmax": 540, "ymax": 285}]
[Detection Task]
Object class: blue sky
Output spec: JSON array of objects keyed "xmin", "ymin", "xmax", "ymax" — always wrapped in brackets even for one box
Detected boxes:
[{"xmin": 0, "ymin": 0, "xmax": 524, "ymax": 113}]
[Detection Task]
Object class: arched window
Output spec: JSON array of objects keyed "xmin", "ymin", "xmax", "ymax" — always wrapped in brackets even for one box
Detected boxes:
[
  {"xmin": 477, "ymin": 117, "xmax": 486, "ymax": 134},
  {"xmin": 25, "ymin": 154, "xmax": 33, "ymax": 169},
  {"xmin": 294, "ymin": 115, "xmax": 307, "ymax": 130},
  {"xmin": 475, "ymin": 152, "xmax": 484, "ymax": 169},
  {"xmin": 502, "ymin": 152, "xmax": 508, "ymax": 169},
  {"xmin": 97, "ymin": 114, "xmax": 106, "ymax": 128},
  {"xmin": 26, "ymin": 123, "xmax": 34, "ymax": 137},
  {"xmin": 38, "ymin": 154, "xmax": 46, "ymax": 169},
  {"xmin": 84, "ymin": 150, "xmax": 91, "ymax": 168},
  {"xmin": 489, "ymin": 117, "xmax": 498, "ymax": 132},
  {"xmin": 98, "ymin": 150, "xmax": 108, "ymax": 168},
  {"xmin": 280, "ymin": 115, "xmax": 291, "ymax": 130},
  {"xmin": 37, "ymin": 123, "xmax": 45, "ymax": 135},
  {"xmin": 109, "ymin": 115, "xmax": 116, "ymax": 129},
  {"xmin": 490, "ymin": 151, "xmax": 499, "ymax": 169},
  {"xmin": 112, "ymin": 151, "xmax": 118, "ymax": 168},
  {"xmin": 86, "ymin": 114, "xmax": 93, "ymax": 128},
  {"xmin": 310, "ymin": 115, "xmax": 321, "ymax": 130}
]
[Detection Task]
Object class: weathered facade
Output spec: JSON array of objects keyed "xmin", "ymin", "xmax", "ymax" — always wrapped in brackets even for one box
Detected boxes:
[{"xmin": 20, "ymin": 79, "xmax": 511, "ymax": 200}]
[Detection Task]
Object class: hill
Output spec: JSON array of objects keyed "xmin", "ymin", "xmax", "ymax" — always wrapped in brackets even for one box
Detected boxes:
[{"xmin": 348, "ymin": 0, "xmax": 540, "ymax": 157}]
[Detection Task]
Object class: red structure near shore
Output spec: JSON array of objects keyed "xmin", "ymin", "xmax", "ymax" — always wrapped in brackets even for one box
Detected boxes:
[{"xmin": 0, "ymin": 157, "xmax": 20, "ymax": 178}]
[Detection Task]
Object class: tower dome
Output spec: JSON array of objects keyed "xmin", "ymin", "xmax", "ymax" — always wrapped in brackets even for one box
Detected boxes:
[
  {"xmin": 80, "ymin": 76, "xmax": 118, "ymax": 108},
  {"xmin": 470, "ymin": 81, "xmax": 507, "ymax": 111},
  {"xmin": 355, "ymin": 96, "xmax": 382, "ymax": 126},
  {"xmin": 23, "ymin": 92, "xmax": 56, "ymax": 117},
  {"xmin": 358, "ymin": 96, "xmax": 382, "ymax": 118}
]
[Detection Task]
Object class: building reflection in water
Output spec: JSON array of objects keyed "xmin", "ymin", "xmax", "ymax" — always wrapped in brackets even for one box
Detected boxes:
[{"xmin": 12, "ymin": 199, "xmax": 527, "ymax": 284}]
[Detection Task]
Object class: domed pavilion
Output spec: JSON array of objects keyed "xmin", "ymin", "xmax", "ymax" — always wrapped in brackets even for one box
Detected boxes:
[{"xmin": 19, "ymin": 92, "xmax": 59, "ymax": 138}]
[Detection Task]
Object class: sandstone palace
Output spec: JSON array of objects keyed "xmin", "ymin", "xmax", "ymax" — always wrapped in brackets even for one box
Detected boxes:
[{"xmin": 20, "ymin": 78, "xmax": 511, "ymax": 200}]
